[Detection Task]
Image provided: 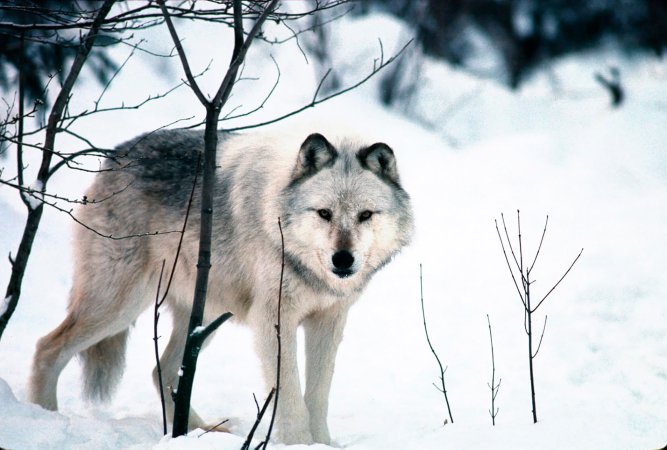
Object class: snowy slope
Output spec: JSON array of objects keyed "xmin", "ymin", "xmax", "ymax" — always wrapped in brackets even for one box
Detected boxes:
[{"xmin": 1, "ymin": 12, "xmax": 667, "ymax": 450}]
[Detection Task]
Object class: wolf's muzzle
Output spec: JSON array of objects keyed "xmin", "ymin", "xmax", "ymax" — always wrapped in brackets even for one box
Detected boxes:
[{"xmin": 332, "ymin": 250, "xmax": 354, "ymax": 278}]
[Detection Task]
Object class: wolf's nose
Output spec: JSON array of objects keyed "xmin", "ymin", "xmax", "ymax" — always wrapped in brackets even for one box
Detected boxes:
[{"xmin": 332, "ymin": 250, "xmax": 354, "ymax": 270}]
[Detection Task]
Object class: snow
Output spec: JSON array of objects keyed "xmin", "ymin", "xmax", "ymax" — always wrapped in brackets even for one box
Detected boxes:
[
  {"xmin": 2, "ymin": 11, "xmax": 667, "ymax": 450},
  {"xmin": 25, "ymin": 179, "xmax": 44, "ymax": 210},
  {"xmin": 0, "ymin": 295, "xmax": 9, "ymax": 316}
]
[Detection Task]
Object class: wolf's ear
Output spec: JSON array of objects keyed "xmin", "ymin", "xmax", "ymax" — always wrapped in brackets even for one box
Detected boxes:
[
  {"xmin": 292, "ymin": 133, "xmax": 338, "ymax": 181},
  {"xmin": 357, "ymin": 143, "xmax": 399, "ymax": 184}
]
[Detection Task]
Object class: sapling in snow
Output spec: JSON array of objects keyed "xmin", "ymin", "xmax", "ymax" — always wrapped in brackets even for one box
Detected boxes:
[
  {"xmin": 486, "ymin": 314, "xmax": 501, "ymax": 426},
  {"xmin": 419, "ymin": 264, "xmax": 454, "ymax": 424},
  {"xmin": 495, "ymin": 211, "xmax": 582, "ymax": 423}
]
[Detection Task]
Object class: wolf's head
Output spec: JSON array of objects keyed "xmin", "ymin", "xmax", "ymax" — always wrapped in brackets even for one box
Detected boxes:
[{"xmin": 280, "ymin": 133, "xmax": 414, "ymax": 296}]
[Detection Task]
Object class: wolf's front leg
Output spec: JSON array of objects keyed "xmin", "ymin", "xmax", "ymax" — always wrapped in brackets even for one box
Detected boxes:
[
  {"xmin": 303, "ymin": 305, "xmax": 350, "ymax": 445},
  {"xmin": 252, "ymin": 310, "xmax": 313, "ymax": 445}
]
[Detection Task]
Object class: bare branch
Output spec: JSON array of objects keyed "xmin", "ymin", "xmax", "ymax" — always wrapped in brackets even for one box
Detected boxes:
[
  {"xmin": 198, "ymin": 419, "xmax": 230, "ymax": 437},
  {"xmin": 528, "ymin": 215, "xmax": 549, "ymax": 274},
  {"xmin": 221, "ymin": 55, "xmax": 280, "ymax": 122},
  {"xmin": 241, "ymin": 389, "xmax": 276, "ymax": 450},
  {"xmin": 268, "ymin": 5, "xmax": 353, "ymax": 46},
  {"xmin": 495, "ymin": 219, "xmax": 527, "ymax": 310},
  {"xmin": 532, "ymin": 315, "xmax": 548, "ymax": 358},
  {"xmin": 0, "ymin": 176, "xmax": 128, "ymax": 206},
  {"xmin": 532, "ymin": 248, "xmax": 584, "ymax": 313},
  {"xmin": 518, "ymin": 210, "xmax": 525, "ymax": 287},
  {"xmin": 312, "ymin": 68, "xmax": 333, "ymax": 103},
  {"xmin": 501, "ymin": 212, "xmax": 522, "ymax": 275},
  {"xmin": 223, "ymin": 39, "xmax": 413, "ymax": 132},
  {"xmin": 37, "ymin": 0, "xmax": 116, "ymax": 186},
  {"xmin": 487, "ymin": 314, "xmax": 500, "ymax": 425},
  {"xmin": 0, "ymin": 0, "xmax": 116, "ymax": 341},
  {"xmin": 16, "ymin": 32, "xmax": 30, "ymax": 209},
  {"xmin": 420, "ymin": 264, "xmax": 454, "ymax": 424},
  {"xmin": 259, "ymin": 217, "xmax": 286, "ymax": 449},
  {"xmin": 153, "ymin": 259, "xmax": 168, "ymax": 436},
  {"xmin": 213, "ymin": 0, "xmax": 280, "ymax": 108},
  {"xmin": 6, "ymin": 186, "xmax": 181, "ymax": 240},
  {"xmin": 158, "ymin": 153, "xmax": 200, "ymax": 307},
  {"xmin": 191, "ymin": 312, "xmax": 234, "ymax": 343},
  {"xmin": 94, "ymin": 39, "xmax": 142, "ymax": 108},
  {"xmin": 156, "ymin": 0, "xmax": 207, "ymax": 105}
]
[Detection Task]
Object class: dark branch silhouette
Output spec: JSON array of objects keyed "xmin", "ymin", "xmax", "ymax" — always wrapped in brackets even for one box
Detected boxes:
[
  {"xmin": 419, "ymin": 264, "xmax": 454, "ymax": 424},
  {"xmin": 495, "ymin": 210, "xmax": 582, "ymax": 423},
  {"xmin": 486, "ymin": 314, "xmax": 501, "ymax": 426}
]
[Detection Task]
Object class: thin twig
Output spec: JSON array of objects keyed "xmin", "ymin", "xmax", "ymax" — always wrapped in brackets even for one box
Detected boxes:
[
  {"xmin": 419, "ymin": 264, "xmax": 454, "ymax": 424},
  {"xmin": 259, "ymin": 218, "xmax": 286, "ymax": 449},
  {"xmin": 151, "ymin": 157, "xmax": 199, "ymax": 434},
  {"xmin": 486, "ymin": 314, "xmax": 500, "ymax": 426},
  {"xmin": 532, "ymin": 248, "xmax": 584, "ymax": 313},
  {"xmin": 198, "ymin": 418, "xmax": 230, "ymax": 437},
  {"xmin": 213, "ymin": 0, "xmax": 280, "ymax": 109},
  {"xmin": 222, "ymin": 39, "xmax": 413, "ymax": 133},
  {"xmin": 241, "ymin": 389, "xmax": 275, "ymax": 450},
  {"xmin": 221, "ymin": 54, "xmax": 280, "ymax": 122},
  {"xmin": 532, "ymin": 315, "xmax": 548, "ymax": 358},
  {"xmin": 156, "ymin": 0, "xmax": 207, "ymax": 105},
  {"xmin": 528, "ymin": 215, "xmax": 549, "ymax": 274},
  {"xmin": 518, "ymin": 210, "xmax": 525, "ymax": 288},
  {"xmin": 153, "ymin": 260, "xmax": 168, "ymax": 435},
  {"xmin": 159, "ymin": 153, "xmax": 201, "ymax": 307},
  {"xmin": 501, "ymin": 213, "xmax": 522, "ymax": 276},
  {"xmin": 495, "ymin": 219, "xmax": 527, "ymax": 309},
  {"xmin": 16, "ymin": 32, "xmax": 30, "ymax": 209}
]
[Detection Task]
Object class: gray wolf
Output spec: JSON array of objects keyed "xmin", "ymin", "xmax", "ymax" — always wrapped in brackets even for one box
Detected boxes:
[{"xmin": 28, "ymin": 126, "xmax": 414, "ymax": 445}]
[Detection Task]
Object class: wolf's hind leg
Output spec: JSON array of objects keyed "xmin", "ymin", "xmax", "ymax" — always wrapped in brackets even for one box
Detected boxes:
[
  {"xmin": 29, "ymin": 273, "xmax": 151, "ymax": 410},
  {"xmin": 29, "ymin": 313, "xmax": 82, "ymax": 410},
  {"xmin": 29, "ymin": 309, "xmax": 136, "ymax": 410}
]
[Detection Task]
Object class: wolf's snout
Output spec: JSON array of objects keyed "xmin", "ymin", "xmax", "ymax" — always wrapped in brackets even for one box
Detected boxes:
[
  {"xmin": 332, "ymin": 250, "xmax": 354, "ymax": 277},
  {"xmin": 332, "ymin": 250, "xmax": 354, "ymax": 269}
]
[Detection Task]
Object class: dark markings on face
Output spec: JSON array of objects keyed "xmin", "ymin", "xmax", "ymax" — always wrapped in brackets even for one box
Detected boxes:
[
  {"xmin": 356, "ymin": 142, "xmax": 404, "ymax": 190},
  {"xmin": 283, "ymin": 250, "xmax": 343, "ymax": 297},
  {"xmin": 288, "ymin": 133, "xmax": 338, "ymax": 188},
  {"xmin": 336, "ymin": 229, "xmax": 352, "ymax": 251}
]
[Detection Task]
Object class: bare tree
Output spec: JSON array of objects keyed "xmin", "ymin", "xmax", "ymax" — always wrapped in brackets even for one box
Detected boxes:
[
  {"xmin": 0, "ymin": 0, "xmax": 116, "ymax": 341},
  {"xmin": 0, "ymin": 0, "xmax": 241, "ymax": 342},
  {"xmin": 495, "ymin": 211, "xmax": 583, "ymax": 423},
  {"xmin": 156, "ymin": 0, "xmax": 282, "ymax": 436},
  {"xmin": 486, "ymin": 314, "xmax": 501, "ymax": 426},
  {"xmin": 419, "ymin": 264, "xmax": 454, "ymax": 425},
  {"xmin": 156, "ymin": 0, "xmax": 410, "ymax": 437}
]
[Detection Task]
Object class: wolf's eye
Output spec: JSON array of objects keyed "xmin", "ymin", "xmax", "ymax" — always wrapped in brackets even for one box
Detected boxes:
[
  {"xmin": 359, "ymin": 210, "xmax": 373, "ymax": 222},
  {"xmin": 317, "ymin": 209, "xmax": 332, "ymax": 221}
]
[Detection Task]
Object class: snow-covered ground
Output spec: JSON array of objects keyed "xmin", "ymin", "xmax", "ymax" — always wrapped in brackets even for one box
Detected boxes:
[{"xmin": 1, "ymin": 11, "xmax": 667, "ymax": 450}]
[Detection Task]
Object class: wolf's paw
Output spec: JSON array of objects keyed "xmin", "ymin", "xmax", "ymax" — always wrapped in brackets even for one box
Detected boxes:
[
  {"xmin": 311, "ymin": 426, "xmax": 331, "ymax": 446},
  {"xmin": 278, "ymin": 422, "xmax": 314, "ymax": 445}
]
